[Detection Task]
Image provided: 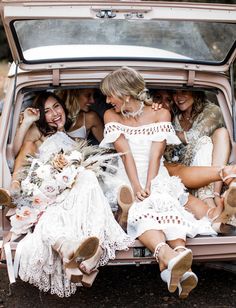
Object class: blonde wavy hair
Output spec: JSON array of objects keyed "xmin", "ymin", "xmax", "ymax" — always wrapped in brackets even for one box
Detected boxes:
[
  {"xmin": 56, "ymin": 89, "xmax": 82, "ymax": 124},
  {"xmin": 100, "ymin": 67, "xmax": 152, "ymax": 115}
]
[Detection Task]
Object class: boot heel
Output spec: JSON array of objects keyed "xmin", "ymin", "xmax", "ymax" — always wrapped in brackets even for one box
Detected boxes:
[
  {"xmin": 117, "ymin": 185, "xmax": 134, "ymax": 229},
  {"xmin": 81, "ymin": 269, "xmax": 99, "ymax": 288},
  {"xmin": 65, "ymin": 267, "xmax": 83, "ymax": 283}
]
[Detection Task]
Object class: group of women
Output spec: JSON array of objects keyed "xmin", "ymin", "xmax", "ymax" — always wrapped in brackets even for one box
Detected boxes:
[{"xmin": 1, "ymin": 67, "xmax": 236, "ymax": 299}]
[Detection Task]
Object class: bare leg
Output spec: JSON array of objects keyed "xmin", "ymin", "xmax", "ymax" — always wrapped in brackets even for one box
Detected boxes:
[
  {"xmin": 165, "ymin": 162, "xmax": 221, "ymax": 189},
  {"xmin": 184, "ymin": 194, "xmax": 223, "ymax": 221},
  {"xmin": 139, "ymin": 230, "xmax": 178, "ymax": 271},
  {"xmin": 211, "ymin": 128, "xmax": 231, "ymax": 207},
  {"xmin": 167, "ymin": 239, "xmax": 186, "ymax": 250}
]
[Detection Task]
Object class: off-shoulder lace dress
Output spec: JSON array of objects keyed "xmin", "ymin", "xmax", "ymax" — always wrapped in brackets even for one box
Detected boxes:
[
  {"xmin": 13, "ymin": 132, "xmax": 133, "ymax": 297},
  {"xmin": 100, "ymin": 122, "xmax": 216, "ymax": 241}
]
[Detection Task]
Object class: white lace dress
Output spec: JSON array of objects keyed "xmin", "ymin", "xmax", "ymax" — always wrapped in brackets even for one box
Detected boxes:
[
  {"xmin": 12, "ymin": 132, "xmax": 133, "ymax": 297},
  {"xmin": 100, "ymin": 122, "xmax": 216, "ymax": 241}
]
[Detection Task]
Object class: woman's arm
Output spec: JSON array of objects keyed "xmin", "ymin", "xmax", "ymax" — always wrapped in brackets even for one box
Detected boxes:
[
  {"xmin": 145, "ymin": 141, "xmax": 166, "ymax": 194},
  {"xmin": 114, "ymin": 135, "xmax": 148, "ymax": 200},
  {"xmin": 13, "ymin": 108, "xmax": 40, "ymax": 156},
  {"xmin": 145, "ymin": 108, "xmax": 171, "ymax": 194},
  {"xmin": 103, "ymin": 110, "xmax": 147, "ymax": 201},
  {"xmin": 86, "ymin": 111, "xmax": 104, "ymax": 142}
]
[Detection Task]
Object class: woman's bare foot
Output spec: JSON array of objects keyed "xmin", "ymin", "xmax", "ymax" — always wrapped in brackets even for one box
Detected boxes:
[
  {"xmin": 207, "ymin": 200, "xmax": 224, "ymax": 222},
  {"xmin": 220, "ymin": 165, "xmax": 236, "ymax": 186}
]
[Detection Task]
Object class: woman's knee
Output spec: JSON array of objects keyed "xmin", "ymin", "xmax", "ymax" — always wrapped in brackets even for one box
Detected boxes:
[
  {"xmin": 165, "ymin": 162, "xmax": 183, "ymax": 176},
  {"xmin": 212, "ymin": 127, "xmax": 229, "ymax": 143}
]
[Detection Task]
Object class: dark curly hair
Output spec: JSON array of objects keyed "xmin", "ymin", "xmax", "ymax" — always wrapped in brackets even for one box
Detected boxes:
[{"xmin": 32, "ymin": 92, "xmax": 72, "ymax": 136}]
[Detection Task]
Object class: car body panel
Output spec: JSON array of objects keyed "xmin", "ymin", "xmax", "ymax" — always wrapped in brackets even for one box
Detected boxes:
[{"xmin": 0, "ymin": 0, "xmax": 236, "ymax": 72}]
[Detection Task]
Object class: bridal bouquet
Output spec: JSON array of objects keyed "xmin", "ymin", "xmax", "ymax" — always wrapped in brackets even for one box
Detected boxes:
[{"xmin": 11, "ymin": 141, "xmax": 119, "ymax": 236}]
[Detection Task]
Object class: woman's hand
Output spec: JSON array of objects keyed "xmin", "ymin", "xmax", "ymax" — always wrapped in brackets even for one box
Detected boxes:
[
  {"xmin": 133, "ymin": 185, "xmax": 149, "ymax": 201},
  {"xmin": 152, "ymin": 102, "xmax": 162, "ymax": 111},
  {"xmin": 20, "ymin": 107, "xmax": 40, "ymax": 125},
  {"xmin": 144, "ymin": 184, "xmax": 151, "ymax": 197}
]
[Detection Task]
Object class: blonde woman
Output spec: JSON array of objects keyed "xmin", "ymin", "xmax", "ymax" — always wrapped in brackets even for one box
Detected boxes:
[
  {"xmin": 99, "ymin": 66, "xmax": 226, "ymax": 298},
  {"xmin": 56, "ymin": 89, "xmax": 104, "ymax": 141}
]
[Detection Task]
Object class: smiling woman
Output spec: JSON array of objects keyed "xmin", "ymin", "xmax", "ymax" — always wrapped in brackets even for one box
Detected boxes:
[
  {"xmin": 1, "ymin": 91, "xmax": 133, "ymax": 297},
  {"xmin": 1, "ymin": 1, "xmax": 236, "ymax": 300}
]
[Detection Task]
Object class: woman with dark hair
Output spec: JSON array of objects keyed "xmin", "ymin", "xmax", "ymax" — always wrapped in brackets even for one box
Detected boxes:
[
  {"xmin": 32, "ymin": 92, "xmax": 72, "ymax": 135},
  {"xmin": 2, "ymin": 92, "xmax": 133, "ymax": 297},
  {"xmin": 12, "ymin": 88, "xmax": 104, "ymax": 158}
]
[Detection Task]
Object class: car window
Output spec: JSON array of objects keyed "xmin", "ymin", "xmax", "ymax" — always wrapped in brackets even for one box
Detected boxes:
[{"xmin": 12, "ymin": 19, "xmax": 236, "ymax": 64}]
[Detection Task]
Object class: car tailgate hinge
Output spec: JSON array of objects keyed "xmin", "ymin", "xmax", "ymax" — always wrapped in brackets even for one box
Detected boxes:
[
  {"xmin": 96, "ymin": 10, "xmax": 116, "ymax": 18},
  {"xmin": 52, "ymin": 69, "xmax": 60, "ymax": 86},
  {"xmin": 187, "ymin": 70, "xmax": 195, "ymax": 86}
]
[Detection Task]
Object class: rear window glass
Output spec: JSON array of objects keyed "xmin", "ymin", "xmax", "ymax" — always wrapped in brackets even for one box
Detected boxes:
[{"xmin": 12, "ymin": 19, "xmax": 236, "ymax": 64}]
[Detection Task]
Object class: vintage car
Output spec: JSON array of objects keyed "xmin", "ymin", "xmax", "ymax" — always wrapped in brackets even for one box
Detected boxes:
[{"xmin": 0, "ymin": 0, "xmax": 236, "ymax": 276}]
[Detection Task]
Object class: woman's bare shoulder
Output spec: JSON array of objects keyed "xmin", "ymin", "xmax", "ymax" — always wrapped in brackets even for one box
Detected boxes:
[
  {"xmin": 84, "ymin": 111, "xmax": 103, "ymax": 130},
  {"xmin": 85, "ymin": 110, "xmax": 100, "ymax": 122},
  {"xmin": 146, "ymin": 105, "xmax": 171, "ymax": 123},
  {"xmin": 103, "ymin": 109, "xmax": 120, "ymax": 124}
]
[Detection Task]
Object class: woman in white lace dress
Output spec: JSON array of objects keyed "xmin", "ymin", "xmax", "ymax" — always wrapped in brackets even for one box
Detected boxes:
[
  {"xmin": 5, "ymin": 92, "xmax": 133, "ymax": 297},
  {"xmin": 99, "ymin": 66, "xmax": 223, "ymax": 299}
]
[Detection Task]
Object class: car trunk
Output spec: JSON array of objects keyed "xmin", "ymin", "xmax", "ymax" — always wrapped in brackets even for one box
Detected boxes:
[{"xmin": 1, "ymin": 0, "xmax": 236, "ymax": 268}]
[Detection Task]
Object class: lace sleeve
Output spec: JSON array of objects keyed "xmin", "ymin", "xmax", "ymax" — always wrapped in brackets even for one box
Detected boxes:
[
  {"xmin": 100, "ymin": 122, "xmax": 181, "ymax": 148},
  {"xmin": 99, "ymin": 122, "xmax": 122, "ymax": 148},
  {"xmin": 184, "ymin": 102, "xmax": 224, "ymax": 143}
]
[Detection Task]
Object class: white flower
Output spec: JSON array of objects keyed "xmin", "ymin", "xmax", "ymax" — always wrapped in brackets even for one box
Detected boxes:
[
  {"xmin": 10, "ymin": 206, "xmax": 40, "ymax": 235},
  {"xmin": 32, "ymin": 187, "xmax": 54, "ymax": 208},
  {"xmin": 172, "ymin": 155, "xmax": 179, "ymax": 162},
  {"xmin": 54, "ymin": 165, "xmax": 78, "ymax": 189},
  {"xmin": 67, "ymin": 150, "xmax": 83, "ymax": 162},
  {"xmin": 39, "ymin": 180, "xmax": 59, "ymax": 198},
  {"xmin": 21, "ymin": 180, "xmax": 38, "ymax": 196},
  {"xmin": 35, "ymin": 164, "xmax": 53, "ymax": 179}
]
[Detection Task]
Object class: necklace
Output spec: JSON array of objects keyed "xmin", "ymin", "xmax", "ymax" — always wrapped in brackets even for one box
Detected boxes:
[
  {"xmin": 123, "ymin": 101, "xmax": 144, "ymax": 118},
  {"xmin": 179, "ymin": 113, "xmax": 192, "ymax": 122}
]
